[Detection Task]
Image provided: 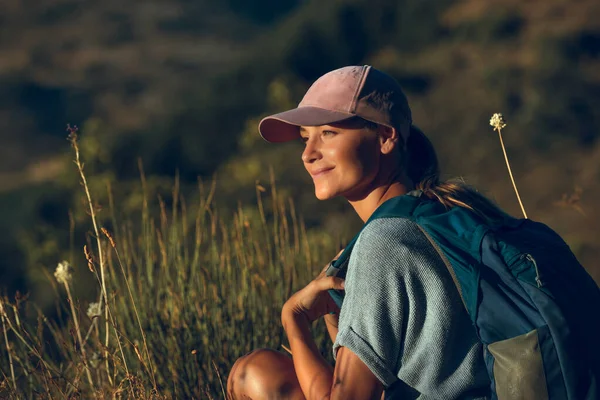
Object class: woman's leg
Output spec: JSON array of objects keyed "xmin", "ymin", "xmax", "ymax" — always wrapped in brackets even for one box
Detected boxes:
[{"xmin": 227, "ymin": 348, "xmax": 305, "ymax": 400}]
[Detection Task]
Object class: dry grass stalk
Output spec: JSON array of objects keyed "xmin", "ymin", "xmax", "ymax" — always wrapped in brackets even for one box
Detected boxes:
[
  {"xmin": 67, "ymin": 125, "xmax": 135, "ymax": 396},
  {"xmin": 1, "ymin": 304, "xmax": 66, "ymax": 387},
  {"xmin": 102, "ymin": 227, "xmax": 158, "ymax": 391},
  {"xmin": 65, "ymin": 280, "xmax": 96, "ymax": 391},
  {"xmin": 85, "ymin": 244, "xmax": 135, "ymax": 396},
  {"xmin": 66, "ymin": 125, "xmax": 113, "ymax": 384},
  {"xmin": 281, "ymin": 344, "xmax": 292, "ymax": 355},
  {"xmin": 489, "ymin": 113, "xmax": 528, "ymax": 218},
  {"xmin": 1, "ymin": 301, "xmax": 16, "ymax": 391},
  {"xmin": 212, "ymin": 360, "xmax": 227, "ymax": 400},
  {"xmin": 84, "ymin": 245, "xmax": 95, "ymax": 272}
]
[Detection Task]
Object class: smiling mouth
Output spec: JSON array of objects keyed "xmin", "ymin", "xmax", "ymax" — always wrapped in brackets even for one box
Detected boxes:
[{"xmin": 311, "ymin": 168, "xmax": 334, "ymax": 178}]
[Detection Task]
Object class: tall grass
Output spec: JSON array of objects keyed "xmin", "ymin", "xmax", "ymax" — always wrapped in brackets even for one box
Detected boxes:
[{"xmin": 0, "ymin": 132, "xmax": 336, "ymax": 398}]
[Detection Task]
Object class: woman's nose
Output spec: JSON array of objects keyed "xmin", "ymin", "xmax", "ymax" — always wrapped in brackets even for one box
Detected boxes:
[{"xmin": 301, "ymin": 138, "xmax": 322, "ymax": 164}]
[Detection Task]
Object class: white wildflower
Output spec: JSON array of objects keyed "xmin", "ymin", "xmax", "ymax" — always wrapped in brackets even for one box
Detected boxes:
[
  {"xmin": 54, "ymin": 261, "xmax": 72, "ymax": 285},
  {"xmin": 490, "ymin": 113, "xmax": 507, "ymax": 130},
  {"xmin": 488, "ymin": 112, "xmax": 528, "ymax": 218},
  {"xmin": 87, "ymin": 302, "xmax": 102, "ymax": 319},
  {"xmin": 90, "ymin": 352, "xmax": 101, "ymax": 368}
]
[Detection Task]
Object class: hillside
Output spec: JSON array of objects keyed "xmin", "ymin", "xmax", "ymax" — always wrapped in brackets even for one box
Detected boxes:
[{"xmin": 1, "ymin": 0, "xmax": 599, "ymax": 294}]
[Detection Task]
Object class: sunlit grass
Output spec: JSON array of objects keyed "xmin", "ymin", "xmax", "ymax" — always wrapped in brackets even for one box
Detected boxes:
[{"xmin": 0, "ymin": 130, "xmax": 336, "ymax": 399}]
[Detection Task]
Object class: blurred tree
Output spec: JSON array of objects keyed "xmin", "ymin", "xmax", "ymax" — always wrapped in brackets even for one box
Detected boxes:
[
  {"xmin": 224, "ymin": 0, "xmax": 302, "ymax": 24},
  {"xmin": 2, "ymin": 0, "xmax": 600, "ymax": 298}
]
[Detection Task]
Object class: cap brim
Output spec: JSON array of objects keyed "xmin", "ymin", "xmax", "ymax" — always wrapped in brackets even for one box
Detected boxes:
[{"xmin": 259, "ymin": 107, "xmax": 355, "ymax": 143}]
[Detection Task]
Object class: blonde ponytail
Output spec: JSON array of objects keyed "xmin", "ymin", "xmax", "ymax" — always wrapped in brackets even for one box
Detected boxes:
[{"xmin": 407, "ymin": 125, "xmax": 510, "ymax": 224}]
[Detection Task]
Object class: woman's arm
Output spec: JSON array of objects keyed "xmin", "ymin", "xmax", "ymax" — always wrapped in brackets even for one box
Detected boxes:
[
  {"xmin": 322, "ymin": 249, "xmax": 344, "ymax": 343},
  {"xmin": 334, "ymin": 347, "xmax": 385, "ymax": 400},
  {"xmin": 324, "ymin": 313, "xmax": 339, "ymax": 343},
  {"xmin": 282, "ymin": 308, "xmax": 384, "ymax": 400}
]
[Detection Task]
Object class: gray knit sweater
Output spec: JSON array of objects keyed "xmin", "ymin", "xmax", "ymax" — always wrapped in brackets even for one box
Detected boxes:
[{"xmin": 332, "ymin": 218, "xmax": 490, "ymax": 399}]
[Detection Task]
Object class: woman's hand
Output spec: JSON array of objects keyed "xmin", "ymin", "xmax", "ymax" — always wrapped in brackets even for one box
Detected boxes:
[
  {"xmin": 321, "ymin": 249, "xmax": 344, "ymax": 341},
  {"xmin": 282, "ymin": 274, "xmax": 345, "ymax": 323},
  {"xmin": 282, "ymin": 251, "xmax": 345, "ymax": 324},
  {"xmin": 280, "ymin": 250, "xmax": 384, "ymax": 400}
]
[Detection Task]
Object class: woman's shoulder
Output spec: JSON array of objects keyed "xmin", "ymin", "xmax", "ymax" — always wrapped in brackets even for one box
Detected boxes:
[
  {"xmin": 355, "ymin": 217, "xmax": 430, "ymax": 255},
  {"xmin": 347, "ymin": 216, "xmax": 445, "ymax": 281}
]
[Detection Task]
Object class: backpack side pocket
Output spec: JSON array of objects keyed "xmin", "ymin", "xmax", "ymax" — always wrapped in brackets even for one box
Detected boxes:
[{"xmin": 487, "ymin": 327, "xmax": 549, "ymax": 400}]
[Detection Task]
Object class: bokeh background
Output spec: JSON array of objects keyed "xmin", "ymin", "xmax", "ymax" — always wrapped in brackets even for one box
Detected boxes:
[{"xmin": 1, "ymin": 0, "xmax": 599, "ymax": 305}]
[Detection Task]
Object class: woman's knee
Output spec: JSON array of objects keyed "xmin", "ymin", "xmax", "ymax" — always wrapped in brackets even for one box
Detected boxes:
[{"xmin": 227, "ymin": 348, "xmax": 302, "ymax": 399}]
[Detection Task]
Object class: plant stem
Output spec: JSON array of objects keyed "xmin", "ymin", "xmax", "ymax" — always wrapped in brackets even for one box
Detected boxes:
[
  {"xmin": 1, "ymin": 309, "xmax": 16, "ymax": 391},
  {"xmin": 88, "ymin": 253, "xmax": 135, "ymax": 398},
  {"xmin": 3, "ymin": 310, "xmax": 67, "ymax": 386},
  {"xmin": 497, "ymin": 128, "xmax": 528, "ymax": 218},
  {"xmin": 112, "ymin": 245, "xmax": 157, "ymax": 390},
  {"xmin": 70, "ymin": 135, "xmax": 113, "ymax": 384},
  {"xmin": 64, "ymin": 283, "xmax": 96, "ymax": 392},
  {"xmin": 212, "ymin": 360, "xmax": 227, "ymax": 400},
  {"xmin": 281, "ymin": 344, "xmax": 292, "ymax": 355}
]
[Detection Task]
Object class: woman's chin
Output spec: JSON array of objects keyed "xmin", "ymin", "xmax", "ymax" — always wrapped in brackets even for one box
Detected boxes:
[{"xmin": 314, "ymin": 188, "xmax": 336, "ymax": 201}]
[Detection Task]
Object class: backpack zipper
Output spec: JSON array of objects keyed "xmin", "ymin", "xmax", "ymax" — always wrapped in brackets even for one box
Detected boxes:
[{"xmin": 521, "ymin": 253, "xmax": 543, "ymax": 287}]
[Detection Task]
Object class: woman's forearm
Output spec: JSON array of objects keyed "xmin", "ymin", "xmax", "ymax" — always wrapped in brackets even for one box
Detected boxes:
[
  {"xmin": 282, "ymin": 309, "xmax": 334, "ymax": 399},
  {"xmin": 324, "ymin": 313, "xmax": 339, "ymax": 343}
]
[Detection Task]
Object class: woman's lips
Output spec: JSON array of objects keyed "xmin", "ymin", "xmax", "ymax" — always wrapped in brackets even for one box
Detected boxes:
[{"xmin": 311, "ymin": 167, "xmax": 334, "ymax": 178}]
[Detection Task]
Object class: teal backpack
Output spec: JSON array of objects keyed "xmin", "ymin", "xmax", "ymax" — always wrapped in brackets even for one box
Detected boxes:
[{"xmin": 327, "ymin": 192, "xmax": 600, "ymax": 399}]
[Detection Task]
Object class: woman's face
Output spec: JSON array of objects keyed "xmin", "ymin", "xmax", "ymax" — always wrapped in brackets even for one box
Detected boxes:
[{"xmin": 300, "ymin": 119, "xmax": 382, "ymax": 201}]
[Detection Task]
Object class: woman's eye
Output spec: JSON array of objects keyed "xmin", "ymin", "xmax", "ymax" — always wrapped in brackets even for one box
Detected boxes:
[{"xmin": 322, "ymin": 130, "xmax": 336, "ymax": 136}]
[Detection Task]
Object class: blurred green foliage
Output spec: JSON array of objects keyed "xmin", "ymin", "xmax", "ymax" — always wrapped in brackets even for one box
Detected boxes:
[{"xmin": 1, "ymin": 0, "xmax": 599, "ymax": 320}]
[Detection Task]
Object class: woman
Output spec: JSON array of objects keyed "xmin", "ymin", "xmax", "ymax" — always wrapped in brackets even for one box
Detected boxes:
[{"xmin": 227, "ymin": 65, "xmax": 500, "ymax": 399}]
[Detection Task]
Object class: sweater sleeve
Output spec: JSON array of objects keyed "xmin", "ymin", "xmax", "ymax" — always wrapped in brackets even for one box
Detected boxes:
[{"xmin": 332, "ymin": 218, "xmax": 487, "ymax": 398}]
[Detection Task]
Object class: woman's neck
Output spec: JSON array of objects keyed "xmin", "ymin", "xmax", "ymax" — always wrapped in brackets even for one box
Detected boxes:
[{"xmin": 348, "ymin": 180, "xmax": 412, "ymax": 223}]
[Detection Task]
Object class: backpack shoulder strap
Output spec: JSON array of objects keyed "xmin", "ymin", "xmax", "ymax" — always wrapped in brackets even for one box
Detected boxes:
[
  {"xmin": 326, "ymin": 192, "xmax": 424, "ymax": 307},
  {"xmin": 373, "ymin": 192, "xmax": 476, "ymax": 312},
  {"xmin": 330, "ymin": 191, "xmax": 423, "ymax": 271},
  {"xmin": 415, "ymin": 224, "xmax": 468, "ymax": 310}
]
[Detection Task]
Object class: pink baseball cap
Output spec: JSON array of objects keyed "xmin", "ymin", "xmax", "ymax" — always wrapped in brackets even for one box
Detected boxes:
[{"xmin": 258, "ymin": 65, "xmax": 412, "ymax": 143}]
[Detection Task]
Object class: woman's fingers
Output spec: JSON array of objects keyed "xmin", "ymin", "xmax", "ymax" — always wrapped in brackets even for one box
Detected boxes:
[
  {"xmin": 318, "ymin": 255, "xmax": 342, "ymax": 279},
  {"xmin": 318, "ymin": 248, "xmax": 346, "ymax": 278},
  {"xmin": 332, "ymin": 277, "xmax": 345, "ymax": 290},
  {"xmin": 314, "ymin": 276, "xmax": 345, "ymax": 291},
  {"xmin": 318, "ymin": 263, "xmax": 329, "ymax": 278}
]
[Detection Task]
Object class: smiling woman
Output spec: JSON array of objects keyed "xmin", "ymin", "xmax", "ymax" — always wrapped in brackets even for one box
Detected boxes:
[
  {"xmin": 226, "ymin": 66, "xmax": 600, "ymax": 400},
  {"xmin": 299, "ymin": 118, "xmax": 384, "ymax": 202},
  {"xmin": 225, "ymin": 66, "xmax": 491, "ymax": 400}
]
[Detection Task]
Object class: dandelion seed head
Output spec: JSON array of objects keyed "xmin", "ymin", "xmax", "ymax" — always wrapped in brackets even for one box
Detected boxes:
[
  {"xmin": 490, "ymin": 113, "xmax": 507, "ymax": 130},
  {"xmin": 87, "ymin": 302, "xmax": 102, "ymax": 319},
  {"xmin": 54, "ymin": 261, "xmax": 72, "ymax": 285}
]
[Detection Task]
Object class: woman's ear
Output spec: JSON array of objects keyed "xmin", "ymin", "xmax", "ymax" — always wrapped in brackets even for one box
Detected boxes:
[{"xmin": 377, "ymin": 125, "xmax": 399, "ymax": 155}]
